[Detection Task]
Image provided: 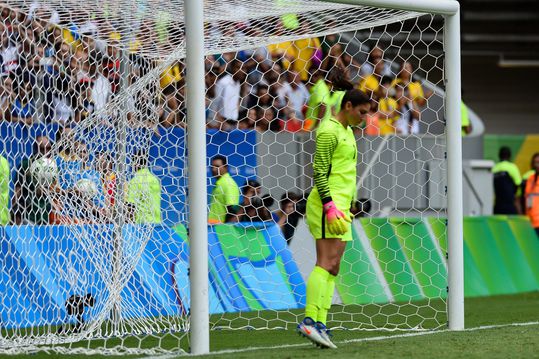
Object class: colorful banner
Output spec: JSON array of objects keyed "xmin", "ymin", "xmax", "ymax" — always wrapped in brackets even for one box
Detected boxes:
[{"xmin": 0, "ymin": 223, "xmax": 304, "ymax": 328}]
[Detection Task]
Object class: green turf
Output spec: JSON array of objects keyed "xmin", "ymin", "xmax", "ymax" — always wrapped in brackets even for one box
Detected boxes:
[{"xmin": 1, "ymin": 292, "xmax": 538, "ymax": 358}]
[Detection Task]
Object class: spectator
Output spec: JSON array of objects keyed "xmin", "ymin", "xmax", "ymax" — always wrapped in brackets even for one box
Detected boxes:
[
  {"xmin": 359, "ymin": 57, "xmax": 385, "ymax": 96},
  {"xmin": 158, "ymin": 83, "xmax": 184, "ymax": 128},
  {"xmin": 523, "ymin": 153, "xmax": 539, "ymax": 237},
  {"xmin": 275, "ymin": 191, "xmax": 303, "ymax": 244},
  {"xmin": 394, "ymin": 84, "xmax": 420, "ymax": 135},
  {"xmin": 72, "ymin": 143, "xmax": 107, "ymax": 222},
  {"xmin": 126, "ymin": 151, "xmax": 162, "ymax": 224},
  {"xmin": 0, "ymin": 153, "xmax": 8, "ymax": 225},
  {"xmin": 160, "ymin": 61, "xmax": 182, "ymax": 90},
  {"xmin": 277, "ymin": 71, "xmax": 310, "ymax": 120},
  {"xmin": 9, "ymin": 72, "xmax": 35, "ymax": 125},
  {"xmin": 492, "ymin": 146, "xmax": 522, "ymax": 215},
  {"xmin": 377, "ymin": 76, "xmax": 399, "ymax": 135},
  {"xmin": 52, "ymin": 73, "xmax": 75, "ymax": 124},
  {"xmin": 12, "ymin": 135, "xmax": 52, "ymax": 224},
  {"xmin": 241, "ymin": 179, "xmax": 262, "ymax": 207},
  {"xmin": 266, "ymin": 21, "xmax": 296, "ymax": 71},
  {"xmin": 360, "ymin": 46, "xmax": 392, "ymax": 78},
  {"xmin": 363, "ymin": 99, "xmax": 380, "ymax": 136},
  {"xmin": 247, "ymin": 84, "xmax": 272, "ymax": 113},
  {"xmin": 256, "ymin": 107, "xmax": 276, "ymax": 132},
  {"xmin": 291, "ymin": 23, "xmax": 321, "ymax": 81},
  {"xmin": 237, "ymin": 108, "xmax": 256, "ymax": 130},
  {"xmin": 104, "ymin": 53, "xmax": 121, "ymax": 94},
  {"xmin": 55, "ymin": 127, "xmax": 82, "ymax": 190},
  {"xmin": 0, "ymin": 75, "xmax": 13, "ymax": 119},
  {"xmin": 391, "ymin": 61, "xmax": 428, "ymax": 107},
  {"xmin": 208, "ymin": 154, "xmax": 240, "ymax": 224},
  {"xmin": 241, "ymin": 195, "xmax": 273, "ymax": 223},
  {"xmin": 73, "ymin": 82, "xmax": 95, "ymax": 123},
  {"xmin": 341, "ymin": 53, "xmax": 362, "ymax": 85},
  {"xmin": 320, "ymin": 42, "xmax": 344, "ymax": 73},
  {"xmin": 213, "ymin": 58, "xmax": 244, "ymax": 129},
  {"xmin": 1, "ymin": 31, "xmax": 18, "ymax": 75},
  {"xmin": 281, "ymin": 105, "xmax": 303, "ymax": 132},
  {"xmin": 95, "ymin": 151, "xmax": 116, "ymax": 208},
  {"xmin": 91, "ymin": 57, "xmax": 112, "ymax": 113},
  {"xmin": 56, "ymin": 41, "xmax": 72, "ymax": 73}
]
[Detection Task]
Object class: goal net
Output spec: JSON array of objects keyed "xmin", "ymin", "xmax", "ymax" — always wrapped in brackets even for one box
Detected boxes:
[{"xmin": 0, "ymin": 0, "xmax": 452, "ymax": 355}]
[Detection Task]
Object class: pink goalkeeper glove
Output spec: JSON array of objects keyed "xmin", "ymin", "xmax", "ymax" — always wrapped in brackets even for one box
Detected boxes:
[{"xmin": 323, "ymin": 201, "xmax": 352, "ymax": 236}]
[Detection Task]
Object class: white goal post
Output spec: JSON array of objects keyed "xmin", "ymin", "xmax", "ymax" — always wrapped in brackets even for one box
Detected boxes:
[{"xmin": 183, "ymin": 0, "xmax": 463, "ymax": 355}]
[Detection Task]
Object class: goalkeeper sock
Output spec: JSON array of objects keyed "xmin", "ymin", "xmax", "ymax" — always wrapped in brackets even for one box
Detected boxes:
[
  {"xmin": 305, "ymin": 266, "xmax": 330, "ymax": 320},
  {"xmin": 317, "ymin": 273, "xmax": 336, "ymax": 325}
]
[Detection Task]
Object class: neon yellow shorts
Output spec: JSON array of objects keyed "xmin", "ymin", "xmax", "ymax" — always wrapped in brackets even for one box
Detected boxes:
[{"xmin": 305, "ymin": 193, "xmax": 353, "ymax": 241}]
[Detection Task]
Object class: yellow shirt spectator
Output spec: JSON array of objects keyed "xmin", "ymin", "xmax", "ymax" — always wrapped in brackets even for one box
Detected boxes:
[
  {"xmin": 378, "ymin": 97, "xmax": 398, "ymax": 135},
  {"xmin": 62, "ymin": 28, "xmax": 77, "ymax": 46},
  {"xmin": 391, "ymin": 78, "xmax": 425, "ymax": 104},
  {"xmin": 160, "ymin": 63, "xmax": 182, "ymax": 89},
  {"xmin": 359, "ymin": 74, "xmax": 380, "ymax": 94},
  {"xmin": 267, "ymin": 41, "xmax": 297, "ymax": 70},
  {"xmin": 293, "ymin": 37, "xmax": 321, "ymax": 81}
]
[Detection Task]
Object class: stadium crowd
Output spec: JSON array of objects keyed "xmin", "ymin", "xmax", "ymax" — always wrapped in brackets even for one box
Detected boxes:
[
  {"xmin": 0, "ymin": 4, "xmax": 431, "ymax": 135},
  {"xmin": 0, "ymin": 3, "xmax": 444, "ymax": 229}
]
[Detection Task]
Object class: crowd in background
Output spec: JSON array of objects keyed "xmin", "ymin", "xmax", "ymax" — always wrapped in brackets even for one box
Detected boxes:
[
  {"xmin": 0, "ymin": 4, "xmax": 432, "ymax": 135},
  {"xmin": 0, "ymin": 3, "xmax": 437, "ymax": 231}
]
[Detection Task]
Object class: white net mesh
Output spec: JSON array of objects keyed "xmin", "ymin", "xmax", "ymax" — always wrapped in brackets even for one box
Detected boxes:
[{"xmin": 0, "ymin": 0, "xmax": 449, "ymax": 355}]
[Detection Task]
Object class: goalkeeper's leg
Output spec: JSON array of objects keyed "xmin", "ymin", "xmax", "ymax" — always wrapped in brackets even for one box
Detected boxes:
[
  {"xmin": 298, "ymin": 266, "xmax": 331, "ymax": 347},
  {"xmin": 298, "ymin": 239, "xmax": 346, "ymax": 349}
]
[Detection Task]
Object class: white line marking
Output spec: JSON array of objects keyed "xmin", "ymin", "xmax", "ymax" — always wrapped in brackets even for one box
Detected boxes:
[{"xmin": 145, "ymin": 321, "xmax": 539, "ymax": 358}]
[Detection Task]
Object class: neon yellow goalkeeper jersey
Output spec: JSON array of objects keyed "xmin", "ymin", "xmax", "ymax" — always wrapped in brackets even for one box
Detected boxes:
[{"xmin": 310, "ymin": 117, "xmax": 357, "ymax": 209}]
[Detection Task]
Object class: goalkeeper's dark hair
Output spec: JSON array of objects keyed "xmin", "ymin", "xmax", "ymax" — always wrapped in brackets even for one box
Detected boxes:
[
  {"xmin": 341, "ymin": 89, "xmax": 370, "ymax": 108},
  {"xmin": 328, "ymin": 66, "xmax": 354, "ymax": 91}
]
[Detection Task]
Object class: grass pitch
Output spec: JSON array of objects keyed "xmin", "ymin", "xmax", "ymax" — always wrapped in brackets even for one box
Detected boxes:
[
  {"xmin": 1, "ymin": 292, "xmax": 538, "ymax": 358},
  {"xmin": 203, "ymin": 291, "xmax": 539, "ymax": 359}
]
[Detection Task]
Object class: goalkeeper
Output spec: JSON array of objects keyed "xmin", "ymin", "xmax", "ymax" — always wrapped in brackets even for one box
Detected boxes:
[{"xmin": 297, "ymin": 78, "xmax": 370, "ymax": 349}]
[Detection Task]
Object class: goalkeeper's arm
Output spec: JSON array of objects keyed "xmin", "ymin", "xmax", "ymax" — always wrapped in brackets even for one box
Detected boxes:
[
  {"xmin": 313, "ymin": 132, "xmax": 350, "ymax": 235},
  {"xmin": 313, "ymin": 132, "xmax": 337, "ymax": 205}
]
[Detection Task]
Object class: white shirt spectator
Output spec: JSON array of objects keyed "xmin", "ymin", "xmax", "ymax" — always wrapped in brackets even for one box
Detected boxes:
[
  {"xmin": 214, "ymin": 74, "xmax": 240, "ymax": 121},
  {"xmin": 91, "ymin": 73, "xmax": 112, "ymax": 112},
  {"xmin": 277, "ymin": 82, "xmax": 310, "ymax": 119},
  {"xmin": 1, "ymin": 45, "xmax": 18, "ymax": 74},
  {"xmin": 395, "ymin": 102, "xmax": 419, "ymax": 135},
  {"xmin": 360, "ymin": 61, "xmax": 393, "ymax": 78},
  {"xmin": 53, "ymin": 96, "xmax": 75, "ymax": 124}
]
